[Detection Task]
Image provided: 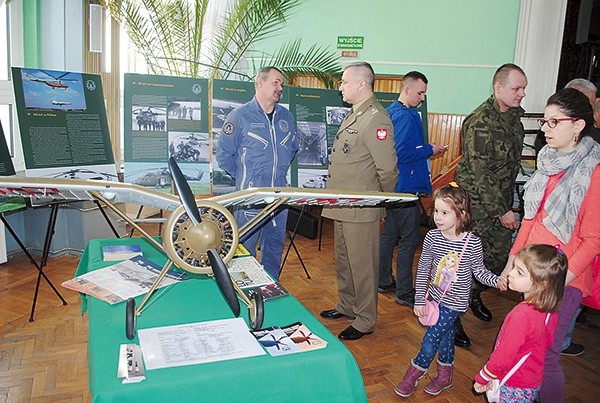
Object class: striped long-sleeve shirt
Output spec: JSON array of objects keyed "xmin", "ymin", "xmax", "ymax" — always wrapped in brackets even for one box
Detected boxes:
[{"xmin": 415, "ymin": 229, "xmax": 500, "ymax": 313}]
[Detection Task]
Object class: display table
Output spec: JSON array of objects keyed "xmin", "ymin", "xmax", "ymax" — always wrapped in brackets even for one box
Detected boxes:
[{"xmin": 77, "ymin": 237, "xmax": 367, "ymax": 402}]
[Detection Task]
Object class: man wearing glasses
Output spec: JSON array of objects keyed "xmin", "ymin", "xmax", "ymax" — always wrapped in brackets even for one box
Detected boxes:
[{"xmin": 455, "ymin": 63, "xmax": 527, "ymax": 347}]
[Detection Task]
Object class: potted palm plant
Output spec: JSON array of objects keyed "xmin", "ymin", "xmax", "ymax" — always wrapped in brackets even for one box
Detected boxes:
[{"xmin": 101, "ymin": 0, "xmax": 341, "ymax": 87}]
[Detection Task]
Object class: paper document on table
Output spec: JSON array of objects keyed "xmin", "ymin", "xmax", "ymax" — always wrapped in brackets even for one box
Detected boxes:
[
  {"xmin": 62, "ymin": 256, "xmax": 188, "ymax": 304},
  {"xmin": 138, "ymin": 317, "xmax": 266, "ymax": 370},
  {"xmin": 227, "ymin": 255, "xmax": 273, "ymax": 289}
]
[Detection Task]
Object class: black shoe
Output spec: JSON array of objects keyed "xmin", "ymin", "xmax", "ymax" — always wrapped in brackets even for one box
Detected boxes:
[
  {"xmin": 338, "ymin": 325, "xmax": 372, "ymax": 340},
  {"xmin": 320, "ymin": 309, "xmax": 355, "ymax": 320},
  {"xmin": 470, "ymin": 292, "xmax": 492, "ymax": 322},
  {"xmin": 454, "ymin": 320, "xmax": 471, "ymax": 348},
  {"xmin": 561, "ymin": 343, "xmax": 585, "ymax": 356},
  {"xmin": 378, "ymin": 281, "xmax": 396, "ymax": 293},
  {"xmin": 394, "ymin": 291, "xmax": 415, "ymax": 307}
]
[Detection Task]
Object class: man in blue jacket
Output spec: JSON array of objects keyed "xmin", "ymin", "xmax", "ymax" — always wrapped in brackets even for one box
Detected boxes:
[
  {"xmin": 378, "ymin": 71, "xmax": 446, "ymax": 306},
  {"xmin": 216, "ymin": 66, "xmax": 298, "ymax": 278}
]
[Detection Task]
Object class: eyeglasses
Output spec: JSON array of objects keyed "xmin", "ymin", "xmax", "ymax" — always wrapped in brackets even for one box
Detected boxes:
[{"xmin": 538, "ymin": 117, "xmax": 578, "ymax": 129}]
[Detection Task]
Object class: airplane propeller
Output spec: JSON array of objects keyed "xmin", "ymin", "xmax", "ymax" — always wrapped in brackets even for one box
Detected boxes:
[
  {"xmin": 168, "ymin": 157, "xmax": 201, "ymax": 225},
  {"xmin": 165, "ymin": 157, "xmax": 264, "ymax": 330},
  {"xmin": 208, "ymin": 248, "xmax": 241, "ymax": 317}
]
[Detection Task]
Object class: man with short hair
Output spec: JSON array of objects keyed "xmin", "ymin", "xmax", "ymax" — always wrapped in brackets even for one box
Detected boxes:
[
  {"xmin": 378, "ymin": 71, "xmax": 446, "ymax": 307},
  {"xmin": 320, "ymin": 61, "xmax": 398, "ymax": 340},
  {"xmin": 455, "ymin": 63, "xmax": 527, "ymax": 347},
  {"xmin": 216, "ymin": 66, "xmax": 298, "ymax": 279}
]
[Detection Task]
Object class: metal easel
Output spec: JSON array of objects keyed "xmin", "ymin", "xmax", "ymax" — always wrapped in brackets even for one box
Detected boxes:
[{"xmin": 278, "ymin": 205, "xmax": 311, "ymax": 279}]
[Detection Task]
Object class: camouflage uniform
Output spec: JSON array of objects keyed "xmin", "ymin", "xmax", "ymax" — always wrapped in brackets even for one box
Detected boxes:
[{"xmin": 456, "ymin": 95, "xmax": 524, "ymax": 279}]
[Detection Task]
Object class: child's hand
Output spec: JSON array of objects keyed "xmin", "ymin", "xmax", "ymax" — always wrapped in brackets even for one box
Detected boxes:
[
  {"xmin": 498, "ymin": 275, "xmax": 508, "ymax": 291},
  {"xmin": 473, "ymin": 380, "xmax": 492, "ymax": 393},
  {"xmin": 414, "ymin": 305, "xmax": 426, "ymax": 318}
]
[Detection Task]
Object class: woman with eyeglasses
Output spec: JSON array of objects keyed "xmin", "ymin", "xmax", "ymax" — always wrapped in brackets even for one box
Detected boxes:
[{"xmin": 500, "ymin": 87, "xmax": 600, "ymax": 401}]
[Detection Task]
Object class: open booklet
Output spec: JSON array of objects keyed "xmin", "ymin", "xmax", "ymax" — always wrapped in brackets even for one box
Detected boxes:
[
  {"xmin": 252, "ymin": 322, "xmax": 328, "ymax": 356},
  {"xmin": 62, "ymin": 256, "xmax": 188, "ymax": 304}
]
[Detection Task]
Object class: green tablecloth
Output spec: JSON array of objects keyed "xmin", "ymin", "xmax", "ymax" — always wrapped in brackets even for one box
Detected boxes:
[{"xmin": 78, "ymin": 237, "xmax": 367, "ymax": 402}]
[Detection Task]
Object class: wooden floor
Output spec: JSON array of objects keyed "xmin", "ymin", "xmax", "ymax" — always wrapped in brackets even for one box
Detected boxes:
[{"xmin": 0, "ymin": 218, "xmax": 599, "ymax": 402}]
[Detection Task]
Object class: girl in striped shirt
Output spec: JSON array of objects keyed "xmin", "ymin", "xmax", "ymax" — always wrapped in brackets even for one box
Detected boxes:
[{"xmin": 395, "ymin": 183, "xmax": 505, "ymax": 398}]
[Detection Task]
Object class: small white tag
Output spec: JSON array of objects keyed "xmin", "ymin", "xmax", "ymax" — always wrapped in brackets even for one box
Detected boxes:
[{"xmin": 118, "ymin": 344, "xmax": 146, "ymax": 384}]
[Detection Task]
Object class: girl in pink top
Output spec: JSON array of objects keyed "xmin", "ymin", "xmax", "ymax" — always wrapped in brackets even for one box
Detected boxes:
[
  {"xmin": 501, "ymin": 88, "xmax": 600, "ymax": 401},
  {"xmin": 475, "ymin": 244, "xmax": 567, "ymax": 402}
]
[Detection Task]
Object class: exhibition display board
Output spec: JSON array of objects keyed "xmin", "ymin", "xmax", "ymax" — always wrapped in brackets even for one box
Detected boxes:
[
  {"xmin": 78, "ymin": 237, "xmax": 367, "ymax": 402},
  {"xmin": 123, "ymin": 73, "xmax": 428, "ymax": 194},
  {"xmin": 11, "ymin": 67, "xmax": 116, "ymax": 179},
  {"xmin": 123, "ymin": 73, "xmax": 211, "ymax": 195}
]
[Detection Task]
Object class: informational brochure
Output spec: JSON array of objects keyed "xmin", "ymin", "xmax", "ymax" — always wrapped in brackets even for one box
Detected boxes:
[
  {"xmin": 61, "ymin": 256, "xmax": 188, "ymax": 304},
  {"xmin": 138, "ymin": 317, "xmax": 266, "ymax": 370},
  {"xmin": 227, "ymin": 255, "xmax": 273, "ymax": 289}
]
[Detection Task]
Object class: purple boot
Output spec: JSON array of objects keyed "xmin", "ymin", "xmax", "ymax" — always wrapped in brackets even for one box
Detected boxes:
[
  {"xmin": 424, "ymin": 360, "xmax": 453, "ymax": 396},
  {"xmin": 394, "ymin": 361, "xmax": 427, "ymax": 397}
]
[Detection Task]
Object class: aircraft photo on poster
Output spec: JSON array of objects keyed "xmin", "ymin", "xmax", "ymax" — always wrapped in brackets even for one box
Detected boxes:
[
  {"xmin": 20, "ymin": 68, "xmax": 87, "ymax": 111},
  {"xmin": 132, "ymin": 106, "xmax": 166, "ymax": 131},
  {"xmin": 11, "ymin": 67, "xmax": 116, "ymax": 177},
  {"xmin": 124, "ymin": 161, "xmax": 209, "ymax": 195},
  {"xmin": 123, "ymin": 73, "xmax": 209, "ymax": 194},
  {"xmin": 168, "ymin": 132, "xmax": 210, "ymax": 163}
]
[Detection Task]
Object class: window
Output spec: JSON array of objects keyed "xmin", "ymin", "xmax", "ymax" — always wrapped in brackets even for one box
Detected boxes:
[{"xmin": 0, "ymin": 1, "xmax": 24, "ymax": 170}]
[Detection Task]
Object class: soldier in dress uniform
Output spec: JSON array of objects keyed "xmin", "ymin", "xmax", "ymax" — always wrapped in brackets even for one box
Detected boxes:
[
  {"xmin": 320, "ymin": 61, "xmax": 398, "ymax": 340},
  {"xmin": 455, "ymin": 63, "xmax": 527, "ymax": 347}
]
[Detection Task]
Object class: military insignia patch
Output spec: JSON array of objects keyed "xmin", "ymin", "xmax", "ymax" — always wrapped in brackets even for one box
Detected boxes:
[
  {"xmin": 376, "ymin": 128, "xmax": 388, "ymax": 140},
  {"xmin": 278, "ymin": 119, "xmax": 289, "ymax": 133},
  {"xmin": 222, "ymin": 121, "xmax": 235, "ymax": 135}
]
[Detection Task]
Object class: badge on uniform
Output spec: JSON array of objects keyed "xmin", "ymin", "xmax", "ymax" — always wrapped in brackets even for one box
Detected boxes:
[
  {"xmin": 278, "ymin": 119, "xmax": 289, "ymax": 133},
  {"xmin": 222, "ymin": 121, "xmax": 235, "ymax": 135},
  {"xmin": 376, "ymin": 128, "xmax": 388, "ymax": 140},
  {"xmin": 345, "ymin": 128, "xmax": 358, "ymax": 134}
]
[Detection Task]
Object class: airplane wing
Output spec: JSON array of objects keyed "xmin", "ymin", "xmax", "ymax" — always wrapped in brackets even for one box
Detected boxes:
[
  {"xmin": 0, "ymin": 176, "xmax": 181, "ymax": 210},
  {"xmin": 0, "ymin": 177, "xmax": 416, "ymax": 210},
  {"xmin": 210, "ymin": 187, "xmax": 417, "ymax": 208}
]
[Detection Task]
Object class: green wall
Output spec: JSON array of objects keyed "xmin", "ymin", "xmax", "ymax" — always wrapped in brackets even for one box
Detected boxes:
[{"xmin": 254, "ymin": 0, "xmax": 521, "ymax": 114}]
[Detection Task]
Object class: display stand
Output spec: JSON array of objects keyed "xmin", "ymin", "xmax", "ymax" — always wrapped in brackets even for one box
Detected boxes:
[
  {"xmin": 279, "ymin": 206, "xmax": 311, "ymax": 279},
  {"xmin": 17, "ymin": 199, "xmax": 121, "ymax": 321},
  {"xmin": 0, "ymin": 203, "xmax": 67, "ymax": 321}
]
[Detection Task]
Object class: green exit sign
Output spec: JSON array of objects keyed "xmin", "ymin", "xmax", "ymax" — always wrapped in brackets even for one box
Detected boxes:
[{"xmin": 337, "ymin": 36, "xmax": 364, "ymax": 50}]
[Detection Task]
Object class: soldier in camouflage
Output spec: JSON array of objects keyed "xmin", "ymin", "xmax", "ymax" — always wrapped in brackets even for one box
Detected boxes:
[{"xmin": 455, "ymin": 63, "xmax": 527, "ymax": 347}]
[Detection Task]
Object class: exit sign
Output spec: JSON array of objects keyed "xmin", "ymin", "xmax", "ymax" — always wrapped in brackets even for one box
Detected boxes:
[{"xmin": 337, "ymin": 36, "xmax": 364, "ymax": 50}]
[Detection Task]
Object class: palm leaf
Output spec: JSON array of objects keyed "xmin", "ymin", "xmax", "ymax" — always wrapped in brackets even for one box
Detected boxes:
[
  {"xmin": 208, "ymin": 0, "xmax": 302, "ymax": 76},
  {"xmin": 249, "ymin": 39, "xmax": 341, "ymax": 89},
  {"xmin": 102, "ymin": 0, "xmax": 342, "ymax": 87}
]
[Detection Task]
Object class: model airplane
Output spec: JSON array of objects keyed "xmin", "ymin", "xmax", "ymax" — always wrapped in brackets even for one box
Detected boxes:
[{"xmin": 0, "ymin": 158, "xmax": 416, "ymax": 338}]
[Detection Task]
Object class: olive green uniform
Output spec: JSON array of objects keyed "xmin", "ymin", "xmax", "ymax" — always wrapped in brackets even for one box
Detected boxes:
[
  {"xmin": 322, "ymin": 95, "xmax": 398, "ymax": 333},
  {"xmin": 456, "ymin": 95, "xmax": 524, "ymax": 277}
]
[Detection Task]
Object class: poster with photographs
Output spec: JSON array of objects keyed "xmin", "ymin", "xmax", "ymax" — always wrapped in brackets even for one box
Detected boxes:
[
  {"xmin": 123, "ymin": 73, "xmax": 210, "ymax": 195},
  {"xmin": 11, "ymin": 67, "xmax": 116, "ymax": 179},
  {"xmin": 290, "ymin": 87, "xmax": 348, "ymax": 188},
  {"xmin": 211, "ymin": 79, "xmax": 256, "ymax": 195}
]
